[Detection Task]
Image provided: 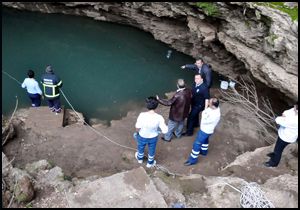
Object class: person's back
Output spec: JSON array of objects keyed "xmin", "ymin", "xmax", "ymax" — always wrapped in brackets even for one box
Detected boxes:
[
  {"xmin": 157, "ymin": 79, "xmax": 192, "ymax": 141},
  {"xmin": 41, "ymin": 66, "xmax": 63, "ymax": 99},
  {"xmin": 182, "ymin": 88, "xmax": 192, "ymax": 118},
  {"xmin": 137, "ymin": 111, "xmax": 167, "ymax": 138},
  {"xmin": 41, "ymin": 65, "xmax": 63, "ymax": 113},
  {"xmin": 200, "ymin": 106, "xmax": 221, "ymax": 134},
  {"xmin": 135, "ymin": 96, "xmax": 168, "ymax": 168},
  {"xmin": 21, "ymin": 69, "xmax": 42, "ymax": 107},
  {"xmin": 167, "ymin": 88, "xmax": 191, "ymax": 122}
]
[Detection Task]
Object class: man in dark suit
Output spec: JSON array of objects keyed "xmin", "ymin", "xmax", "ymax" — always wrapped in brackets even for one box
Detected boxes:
[{"xmin": 181, "ymin": 58, "xmax": 212, "ymax": 89}]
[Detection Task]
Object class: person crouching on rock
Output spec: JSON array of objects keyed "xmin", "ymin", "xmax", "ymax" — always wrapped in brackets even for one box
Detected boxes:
[
  {"xmin": 134, "ymin": 96, "xmax": 168, "ymax": 168},
  {"xmin": 184, "ymin": 98, "xmax": 221, "ymax": 166}
]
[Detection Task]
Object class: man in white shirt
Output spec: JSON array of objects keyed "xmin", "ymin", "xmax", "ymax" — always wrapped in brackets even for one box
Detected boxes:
[
  {"xmin": 135, "ymin": 96, "xmax": 168, "ymax": 168},
  {"xmin": 264, "ymin": 102, "xmax": 298, "ymax": 167},
  {"xmin": 21, "ymin": 70, "xmax": 43, "ymax": 107},
  {"xmin": 184, "ymin": 98, "xmax": 221, "ymax": 166}
]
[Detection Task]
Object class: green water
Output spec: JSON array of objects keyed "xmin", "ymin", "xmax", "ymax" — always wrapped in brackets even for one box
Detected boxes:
[{"xmin": 2, "ymin": 8, "xmax": 219, "ymax": 124}]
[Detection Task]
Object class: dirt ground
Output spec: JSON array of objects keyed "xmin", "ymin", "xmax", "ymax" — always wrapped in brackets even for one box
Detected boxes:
[{"xmin": 3, "ymin": 89, "xmax": 297, "ymax": 184}]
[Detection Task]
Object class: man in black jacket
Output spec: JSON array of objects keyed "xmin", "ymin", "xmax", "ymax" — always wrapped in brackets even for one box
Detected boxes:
[
  {"xmin": 156, "ymin": 79, "xmax": 192, "ymax": 142},
  {"xmin": 183, "ymin": 74, "xmax": 210, "ymax": 136},
  {"xmin": 41, "ymin": 65, "xmax": 63, "ymax": 113},
  {"xmin": 181, "ymin": 58, "xmax": 212, "ymax": 89}
]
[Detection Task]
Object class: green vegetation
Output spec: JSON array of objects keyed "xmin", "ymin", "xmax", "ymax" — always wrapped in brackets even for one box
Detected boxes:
[
  {"xmin": 16, "ymin": 192, "xmax": 27, "ymax": 203},
  {"xmin": 25, "ymin": 202, "xmax": 33, "ymax": 208},
  {"xmin": 63, "ymin": 175, "xmax": 72, "ymax": 181},
  {"xmin": 195, "ymin": 2, "xmax": 220, "ymax": 17},
  {"xmin": 48, "ymin": 160, "xmax": 55, "ymax": 168},
  {"xmin": 256, "ymin": 2, "xmax": 298, "ymax": 21}
]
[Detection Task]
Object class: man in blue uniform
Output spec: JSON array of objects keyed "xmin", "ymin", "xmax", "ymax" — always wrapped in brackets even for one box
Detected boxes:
[
  {"xmin": 41, "ymin": 65, "xmax": 63, "ymax": 113},
  {"xmin": 183, "ymin": 74, "xmax": 210, "ymax": 136}
]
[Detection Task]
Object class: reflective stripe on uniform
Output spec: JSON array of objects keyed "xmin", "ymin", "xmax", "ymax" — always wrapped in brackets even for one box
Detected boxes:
[
  {"xmin": 42, "ymin": 83, "xmax": 60, "ymax": 98},
  {"xmin": 192, "ymin": 149, "xmax": 200, "ymax": 154},
  {"xmin": 190, "ymin": 153, "xmax": 198, "ymax": 158}
]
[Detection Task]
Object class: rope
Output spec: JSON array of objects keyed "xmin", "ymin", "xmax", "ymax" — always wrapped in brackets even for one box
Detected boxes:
[
  {"xmin": 3, "ymin": 70, "xmax": 183, "ymax": 177},
  {"xmin": 60, "ymin": 89, "xmax": 137, "ymax": 151},
  {"xmin": 2, "ymin": 70, "xmax": 22, "ymax": 85},
  {"xmin": 61, "ymin": 89, "xmax": 188, "ymax": 177}
]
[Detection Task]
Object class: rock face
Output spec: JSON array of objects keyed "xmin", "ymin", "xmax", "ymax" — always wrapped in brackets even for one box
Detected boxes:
[{"xmin": 2, "ymin": 2, "xmax": 298, "ymax": 101}]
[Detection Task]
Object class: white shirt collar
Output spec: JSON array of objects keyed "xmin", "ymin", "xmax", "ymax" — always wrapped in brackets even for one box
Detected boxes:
[{"xmin": 177, "ymin": 87, "xmax": 185, "ymax": 92}]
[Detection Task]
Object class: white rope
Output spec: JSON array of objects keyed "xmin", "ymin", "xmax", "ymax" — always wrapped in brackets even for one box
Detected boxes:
[
  {"xmin": 2, "ymin": 71, "xmax": 22, "ymax": 85},
  {"xmin": 60, "ymin": 89, "xmax": 136, "ymax": 151},
  {"xmin": 3, "ymin": 70, "xmax": 184, "ymax": 177},
  {"xmin": 61, "ymin": 90, "xmax": 190, "ymax": 177}
]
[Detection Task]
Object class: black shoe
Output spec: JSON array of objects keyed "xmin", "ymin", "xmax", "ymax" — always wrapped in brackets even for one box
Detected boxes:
[
  {"xmin": 266, "ymin": 152, "xmax": 274, "ymax": 157},
  {"xmin": 161, "ymin": 137, "xmax": 171, "ymax": 142},
  {"xmin": 264, "ymin": 162, "xmax": 275, "ymax": 167},
  {"xmin": 182, "ymin": 132, "xmax": 192, "ymax": 137},
  {"xmin": 184, "ymin": 161, "xmax": 193, "ymax": 166}
]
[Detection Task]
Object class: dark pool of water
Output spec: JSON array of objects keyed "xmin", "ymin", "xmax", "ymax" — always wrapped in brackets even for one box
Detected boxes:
[{"xmin": 2, "ymin": 7, "xmax": 222, "ymax": 125}]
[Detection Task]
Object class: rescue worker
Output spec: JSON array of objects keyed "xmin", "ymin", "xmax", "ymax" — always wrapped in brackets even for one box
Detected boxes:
[
  {"xmin": 184, "ymin": 98, "xmax": 221, "ymax": 166},
  {"xmin": 41, "ymin": 65, "xmax": 63, "ymax": 113}
]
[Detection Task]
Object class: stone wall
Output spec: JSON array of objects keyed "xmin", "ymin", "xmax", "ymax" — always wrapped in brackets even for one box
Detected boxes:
[{"xmin": 2, "ymin": 2, "xmax": 298, "ymax": 101}]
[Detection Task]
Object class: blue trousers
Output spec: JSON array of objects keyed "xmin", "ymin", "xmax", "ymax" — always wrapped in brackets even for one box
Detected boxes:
[
  {"xmin": 136, "ymin": 134, "xmax": 158, "ymax": 165},
  {"xmin": 188, "ymin": 130, "xmax": 211, "ymax": 164},
  {"xmin": 28, "ymin": 93, "xmax": 41, "ymax": 107},
  {"xmin": 47, "ymin": 97, "xmax": 61, "ymax": 113}
]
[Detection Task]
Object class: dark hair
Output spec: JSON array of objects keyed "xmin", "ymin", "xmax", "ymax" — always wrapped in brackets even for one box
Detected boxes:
[
  {"xmin": 295, "ymin": 101, "xmax": 298, "ymax": 110},
  {"xmin": 27, "ymin": 70, "xmax": 34, "ymax": 78},
  {"xmin": 194, "ymin": 74, "xmax": 202, "ymax": 78},
  {"xmin": 146, "ymin": 96, "xmax": 158, "ymax": 110},
  {"xmin": 211, "ymin": 98, "xmax": 219, "ymax": 108},
  {"xmin": 196, "ymin": 57, "xmax": 204, "ymax": 63}
]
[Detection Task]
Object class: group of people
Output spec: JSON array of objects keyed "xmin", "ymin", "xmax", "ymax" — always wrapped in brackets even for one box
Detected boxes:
[
  {"xmin": 21, "ymin": 65, "xmax": 63, "ymax": 113},
  {"xmin": 134, "ymin": 58, "xmax": 221, "ymax": 168},
  {"xmin": 21, "ymin": 59, "xmax": 298, "ymax": 170},
  {"xmin": 134, "ymin": 58, "xmax": 298, "ymax": 169}
]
